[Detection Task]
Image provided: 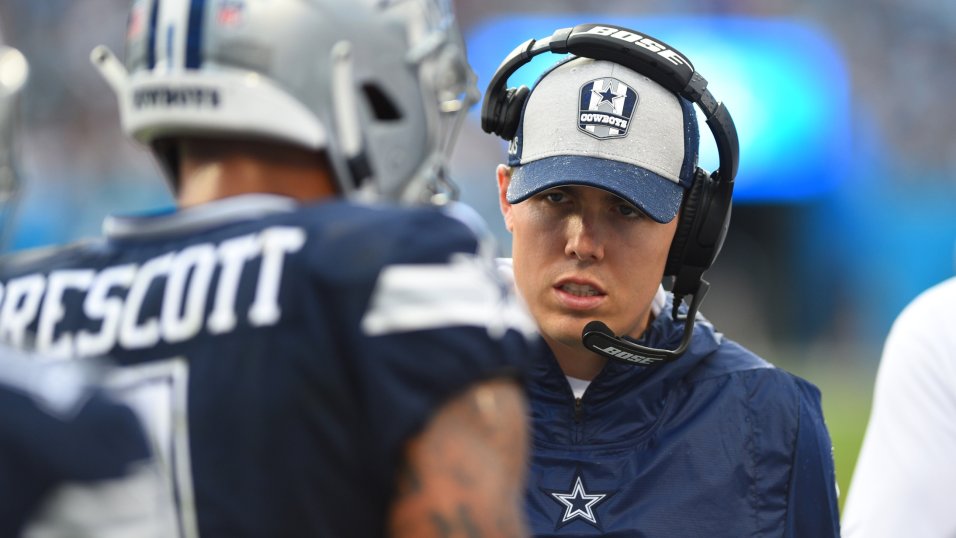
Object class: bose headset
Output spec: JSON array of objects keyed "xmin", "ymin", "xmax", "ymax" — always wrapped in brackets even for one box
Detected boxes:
[{"xmin": 481, "ymin": 23, "xmax": 740, "ymax": 366}]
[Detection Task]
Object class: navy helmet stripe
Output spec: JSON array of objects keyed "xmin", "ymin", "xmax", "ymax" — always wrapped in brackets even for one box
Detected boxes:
[
  {"xmin": 185, "ymin": 0, "xmax": 206, "ymax": 68},
  {"xmin": 146, "ymin": 0, "xmax": 160, "ymax": 69}
]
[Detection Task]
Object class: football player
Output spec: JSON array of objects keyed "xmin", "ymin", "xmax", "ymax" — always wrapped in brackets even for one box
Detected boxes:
[{"xmin": 0, "ymin": 1, "xmax": 536, "ymax": 536}]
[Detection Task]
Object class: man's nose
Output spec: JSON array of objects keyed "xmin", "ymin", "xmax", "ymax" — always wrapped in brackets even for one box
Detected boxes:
[{"xmin": 564, "ymin": 214, "xmax": 605, "ymax": 262}]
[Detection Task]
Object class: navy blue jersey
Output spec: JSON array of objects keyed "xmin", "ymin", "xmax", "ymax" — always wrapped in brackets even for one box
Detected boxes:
[
  {"xmin": 0, "ymin": 195, "xmax": 535, "ymax": 537},
  {"xmin": 0, "ymin": 349, "xmax": 171, "ymax": 537}
]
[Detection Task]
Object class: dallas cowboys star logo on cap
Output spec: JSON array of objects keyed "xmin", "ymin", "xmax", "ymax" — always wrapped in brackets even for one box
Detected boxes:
[
  {"xmin": 578, "ymin": 77, "xmax": 638, "ymax": 140},
  {"xmin": 593, "ymin": 81, "xmax": 624, "ymax": 106},
  {"xmin": 545, "ymin": 474, "xmax": 613, "ymax": 529}
]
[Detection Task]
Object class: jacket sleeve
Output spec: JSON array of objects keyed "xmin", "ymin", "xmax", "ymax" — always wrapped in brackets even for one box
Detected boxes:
[{"xmin": 785, "ymin": 380, "xmax": 841, "ymax": 537}]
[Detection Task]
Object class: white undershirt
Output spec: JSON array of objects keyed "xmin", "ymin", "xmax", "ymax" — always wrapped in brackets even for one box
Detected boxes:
[{"xmin": 565, "ymin": 375, "xmax": 591, "ymax": 399}]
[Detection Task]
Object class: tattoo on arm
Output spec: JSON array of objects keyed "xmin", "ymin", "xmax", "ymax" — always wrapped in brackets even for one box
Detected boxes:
[
  {"xmin": 388, "ymin": 378, "xmax": 530, "ymax": 538},
  {"xmin": 429, "ymin": 505, "xmax": 481, "ymax": 538}
]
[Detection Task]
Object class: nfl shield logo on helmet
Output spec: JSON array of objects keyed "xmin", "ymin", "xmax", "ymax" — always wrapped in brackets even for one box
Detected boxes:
[
  {"xmin": 578, "ymin": 78, "xmax": 639, "ymax": 140},
  {"xmin": 127, "ymin": 1, "xmax": 147, "ymax": 40},
  {"xmin": 216, "ymin": 0, "xmax": 246, "ymax": 27}
]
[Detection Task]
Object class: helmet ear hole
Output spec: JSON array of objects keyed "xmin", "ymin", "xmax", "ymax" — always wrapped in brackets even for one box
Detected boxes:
[{"xmin": 362, "ymin": 83, "xmax": 402, "ymax": 121}]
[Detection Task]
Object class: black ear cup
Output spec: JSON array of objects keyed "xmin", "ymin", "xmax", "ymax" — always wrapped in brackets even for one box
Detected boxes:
[
  {"xmin": 484, "ymin": 85, "xmax": 530, "ymax": 141},
  {"xmin": 666, "ymin": 169, "xmax": 707, "ymax": 275},
  {"xmin": 665, "ymin": 168, "xmax": 723, "ymax": 297},
  {"xmin": 499, "ymin": 85, "xmax": 529, "ymax": 140}
]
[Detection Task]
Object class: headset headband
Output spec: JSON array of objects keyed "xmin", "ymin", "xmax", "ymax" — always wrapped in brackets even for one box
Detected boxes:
[{"xmin": 480, "ymin": 23, "xmax": 739, "ymax": 183}]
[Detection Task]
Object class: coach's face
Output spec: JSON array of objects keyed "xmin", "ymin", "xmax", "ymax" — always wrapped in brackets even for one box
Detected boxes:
[{"xmin": 497, "ymin": 165, "xmax": 678, "ymax": 354}]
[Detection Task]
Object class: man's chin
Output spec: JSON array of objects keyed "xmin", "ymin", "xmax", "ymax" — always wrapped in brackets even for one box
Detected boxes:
[{"xmin": 539, "ymin": 322, "xmax": 590, "ymax": 351}]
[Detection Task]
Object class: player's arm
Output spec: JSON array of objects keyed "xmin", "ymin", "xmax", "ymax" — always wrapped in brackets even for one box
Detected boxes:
[{"xmin": 388, "ymin": 377, "xmax": 530, "ymax": 538}]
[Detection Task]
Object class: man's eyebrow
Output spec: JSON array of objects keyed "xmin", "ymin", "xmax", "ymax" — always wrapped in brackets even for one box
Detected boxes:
[
  {"xmin": 606, "ymin": 194, "xmax": 650, "ymax": 217},
  {"xmin": 604, "ymin": 192, "xmax": 636, "ymax": 206}
]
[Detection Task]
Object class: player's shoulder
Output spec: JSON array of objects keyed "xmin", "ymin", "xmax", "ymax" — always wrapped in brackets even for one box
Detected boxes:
[
  {"xmin": 878, "ymin": 276, "xmax": 956, "ymax": 377},
  {"xmin": 307, "ymin": 199, "xmax": 486, "ymax": 247},
  {"xmin": 297, "ymin": 200, "xmax": 492, "ymax": 272},
  {"xmin": 894, "ymin": 275, "xmax": 956, "ymax": 330},
  {"xmin": 0, "ymin": 238, "xmax": 102, "ymax": 277},
  {"xmin": 915, "ymin": 275, "xmax": 956, "ymax": 305}
]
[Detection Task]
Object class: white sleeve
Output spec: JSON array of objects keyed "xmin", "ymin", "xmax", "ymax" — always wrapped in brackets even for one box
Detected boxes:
[{"xmin": 842, "ymin": 277, "xmax": 956, "ymax": 538}]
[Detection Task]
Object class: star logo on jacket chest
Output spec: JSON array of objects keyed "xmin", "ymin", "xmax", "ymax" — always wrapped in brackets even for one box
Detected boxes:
[{"xmin": 545, "ymin": 474, "xmax": 612, "ymax": 529}]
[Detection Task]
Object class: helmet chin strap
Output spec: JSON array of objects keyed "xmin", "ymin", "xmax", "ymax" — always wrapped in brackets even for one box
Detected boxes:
[{"xmin": 581, "ymin": 280, "xmax": 710, "ymax": 366}]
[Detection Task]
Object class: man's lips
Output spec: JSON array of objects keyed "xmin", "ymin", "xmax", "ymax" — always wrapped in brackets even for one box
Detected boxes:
[{"xmin": 553, "ymin": 279, "xmax": 606, "ymax": 310}]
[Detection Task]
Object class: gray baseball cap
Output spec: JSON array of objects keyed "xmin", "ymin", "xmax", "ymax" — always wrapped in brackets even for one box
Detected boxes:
[{"xmin": 506, "ymin": 57, "xmax": 700, "ymax": 224}]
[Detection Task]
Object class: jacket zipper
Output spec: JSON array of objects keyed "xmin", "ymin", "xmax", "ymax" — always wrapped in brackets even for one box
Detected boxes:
[{"xmin": 572, "ymin": 397, "xmax": 584, "ymax": 443}]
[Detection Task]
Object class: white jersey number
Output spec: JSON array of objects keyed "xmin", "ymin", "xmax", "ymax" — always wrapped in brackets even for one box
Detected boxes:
[{"xmin": 106, "ymin": 358, "xmax": 197, "ymax": 538}]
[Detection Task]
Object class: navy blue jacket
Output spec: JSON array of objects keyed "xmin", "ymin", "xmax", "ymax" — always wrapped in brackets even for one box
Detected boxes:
[{"xmin": 525, "ymin": 295, "xmax": 840, "ymax": 537}]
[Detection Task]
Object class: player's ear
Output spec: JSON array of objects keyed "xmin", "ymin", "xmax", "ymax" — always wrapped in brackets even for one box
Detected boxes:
[{"xmin": 496, "ymin": 164, "xmax": 515, "ymax": 233}]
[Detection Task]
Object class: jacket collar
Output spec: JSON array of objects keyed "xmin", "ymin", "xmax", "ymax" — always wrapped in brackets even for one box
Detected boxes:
[{"xmin": 527, "ymin": 290, "xmax": 724, "ymax": 444}]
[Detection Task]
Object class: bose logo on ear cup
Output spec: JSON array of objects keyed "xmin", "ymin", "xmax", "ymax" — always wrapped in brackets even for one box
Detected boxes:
[{"xmin": 582, "ymin": 26, "xmax": 692, "ymax": 69}]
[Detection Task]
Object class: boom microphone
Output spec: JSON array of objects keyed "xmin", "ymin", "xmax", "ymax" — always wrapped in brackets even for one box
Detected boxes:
[{"xmin": 581, "ymin": 280, "xmax": 710, "ymax": 366}]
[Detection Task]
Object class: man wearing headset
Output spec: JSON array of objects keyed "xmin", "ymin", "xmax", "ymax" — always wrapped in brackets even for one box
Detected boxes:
[{"xmin": 484, "ymin": 24, "xmax": 841, "ymax": 536}]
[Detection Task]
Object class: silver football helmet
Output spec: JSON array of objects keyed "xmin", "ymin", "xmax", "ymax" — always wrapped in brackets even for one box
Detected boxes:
[
  {"xmin": 0, "ymin": 44, "xmax": 28, "ymax": 247},
  {"xmin": 92, "ymin": 0, "xmax": 478, "ymax": 204}
]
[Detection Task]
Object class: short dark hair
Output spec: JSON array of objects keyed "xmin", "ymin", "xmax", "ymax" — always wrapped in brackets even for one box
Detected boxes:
[{"xmin": 155, "ymin": 136, "xmax": 331, "ymax": 192}]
